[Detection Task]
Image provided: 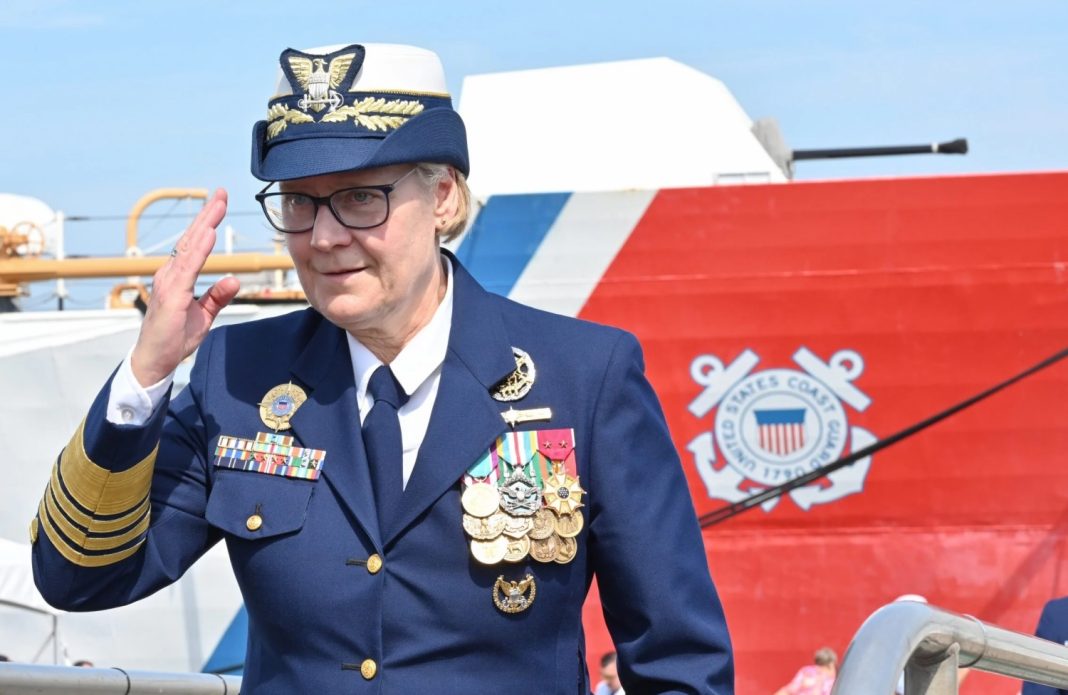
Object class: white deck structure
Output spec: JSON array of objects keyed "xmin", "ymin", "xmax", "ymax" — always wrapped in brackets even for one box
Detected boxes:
[{"xmin": 459, "ymin": 57, "xmax": 787, "ymax": 199}]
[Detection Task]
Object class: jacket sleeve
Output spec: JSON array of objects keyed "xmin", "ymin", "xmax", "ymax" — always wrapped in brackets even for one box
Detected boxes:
[
  {"xmin": 587, "ymin": 331, "xmax": 734, "ymax": 695},
  {"xmin": 1021, "ymin": 601, "xmax": 1068, "ymax": 695},
  {"xmin": 31, "ymin": 331, "xmax": 222, "ymax": 611}
]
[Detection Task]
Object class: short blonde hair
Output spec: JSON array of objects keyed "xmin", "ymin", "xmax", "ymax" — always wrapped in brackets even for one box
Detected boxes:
[{"xmin": 415, "ymin": 163, "xmax": 472, "ymax": 242}]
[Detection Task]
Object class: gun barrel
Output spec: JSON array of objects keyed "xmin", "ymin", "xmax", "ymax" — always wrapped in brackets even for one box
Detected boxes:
[{"xmin": 792, "ymin": 138, "xmax": 968, "ymax": 161}]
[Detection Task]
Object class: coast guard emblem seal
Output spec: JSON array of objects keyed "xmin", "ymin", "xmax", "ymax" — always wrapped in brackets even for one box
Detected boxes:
[{"xmin": 686, "ymin": 347, "xmax": 877, "ymax": 512}]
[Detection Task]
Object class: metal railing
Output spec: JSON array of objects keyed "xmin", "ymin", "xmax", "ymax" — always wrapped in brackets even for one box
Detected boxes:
[
  {"xmin": 833, "ymin": 601, "xmax": 1068, "ymax": 695},
  {"xmin": 0, "ymin": 663, "xmax": 241, "ymax": 694}
]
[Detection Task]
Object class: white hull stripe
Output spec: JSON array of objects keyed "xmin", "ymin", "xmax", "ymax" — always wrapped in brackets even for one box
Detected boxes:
[{"xmin": 507, "ymin": 190, "xmax": 656, "ymax": 317}]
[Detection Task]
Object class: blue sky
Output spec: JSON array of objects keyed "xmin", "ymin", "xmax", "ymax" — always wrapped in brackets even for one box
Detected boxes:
[{"xmin": 3, "ymin": 1, "xmax": 1066, "ymax": 308}]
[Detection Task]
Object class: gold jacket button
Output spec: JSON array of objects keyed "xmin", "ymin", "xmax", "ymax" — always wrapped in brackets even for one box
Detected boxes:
[
  {"xmin": 366, "ymin": 554, "xmax": 383, "ymax": 574},
  {"xmin": 360, "ymin": 658, "xmax": 377, "ymax": 680},
  {"xmin": 29, "ymin": 517, "xmax": 39, "ymax": 544},
  {"xmin": 246, "ymin": 514, "xmax": 263, "ymax": 532}
]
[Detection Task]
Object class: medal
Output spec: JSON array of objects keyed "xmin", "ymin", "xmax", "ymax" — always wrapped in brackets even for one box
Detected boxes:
[
  {"xmin": 492, "ymin": 574, "xmax": 536, "ymax": 614},
  {"xmin": 553, "ymin": 535, "xmax": 577, "ymax": 564},
  {"xmin": 470, "ymin": 536, "xmax": 509, "ymax": 565},
  {"xmin": 543, "ymin": 468, "xmax": 584, "ymax": 516},
  {"xmin": 462, "ymin": 512, "xmax": 506, "ymax": 540},
  {"xmin": 492, "ymin": 347, "xmax": 536, "ymax": 402},
  {"xmin": 461, "ymin": 425, "xmax": 585, "ymax": 575},
  {"xmin": 258, "ymin": 383, "xmax": 308, "ymax": 431},
  {"xmin": 529, "ymin": 508, "xmax": 556, "ymax": 540},
  {"xmin": 554, "ymin": 510, "xmax": 584, "ymax": 538},
  {"xmin": 529, "ymin": 534, "xmax": 559, "ymax": 563},
  {"xmin": 461, "ymin": 482, "xmax": 501, "ymax": 518},
  {"xmin": 498, "ymin": 468, "xmax": 541, "ymax": 517},
  {"xmin": 502, "ymin": 514, "xmax": 533, "ymax": 539},
  {"xmin": 503, "ymin": 535, "xmax": 531, "ymax": 563}
]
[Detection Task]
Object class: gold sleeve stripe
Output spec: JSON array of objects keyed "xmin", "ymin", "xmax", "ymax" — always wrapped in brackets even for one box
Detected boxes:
[
  {"xmin": 49, "ymin": 464, "xmax": 151, "ymax": 533},
  {"xmin": 34, "ymin": 418, "xmax": 158, "ymax": 567},
  {"xmin": 39, "ymin": 498, "xmax": 146, "ymax": 568},
  {"xmin": 59, "ymin": 419, "xmax": 157, "ymax": 517},
  {"xmin": 43, "ymin": 490, "xmax": 149, "ymax": 552}
]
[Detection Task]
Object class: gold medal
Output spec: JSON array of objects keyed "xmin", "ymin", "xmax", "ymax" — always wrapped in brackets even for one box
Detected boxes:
[
  {"xmin": 462, "ymin": 512, "xmax": 506, "ymax": 540},
  {"xmin": 554, "ymin": 510, "xmax": 584, "ymax": 538},
  {"xmin": 553, "ymin": 535, "xmax": 577, "ymax": 564},
  {"xmin": 543, "ymin": 469, "xmax": 584, "ymax": 515},
  {"xmin": 470, "ymin": 536, "xmax": 509, "ymax": 565},
  {"xmin": 492, "ymin": 574, "xmax": 536, "ymax": 614},
  {"xmin": 502, "ymin": 514, "xmax": 533, "ymax": 539},
  {"xmin": 461, "ymin": 482, "xmax": 501, "ymax": 518},
  {"xmin": 258, "ymin": 383, "xmax": 308, "ymax": 431},
  {"xmin": 503, "ymin": 535, "xmax": 531, "ymax": 563},
  {"xmin": 529, "ymin": 508, "xmax": 556, "ymax": 540},
  {"xmin": 492, "ymin": 347, "xmax": 536, "ymax": 402},
  {"xmin": 529, "ymin": 534, "xmax": 559, "ymax": 563}
]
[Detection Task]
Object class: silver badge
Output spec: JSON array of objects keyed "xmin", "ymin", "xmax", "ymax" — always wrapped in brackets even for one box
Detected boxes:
[
  {"xmin": 492, "ymin": 347, "xmax": 536, "ymax": 402},
  {"xmin": 498, "ymin": 468, "xmax": 541, "ymax": 517}
]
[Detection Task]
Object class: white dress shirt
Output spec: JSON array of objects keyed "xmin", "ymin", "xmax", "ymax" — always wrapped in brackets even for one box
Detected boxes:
[
  {"xmin": 106, "ymin": 255, "xmax": 455, "ymax": 489},
  {"xmin": 347, "ymin": 258, "xmax": 452, "ymax": 487}
]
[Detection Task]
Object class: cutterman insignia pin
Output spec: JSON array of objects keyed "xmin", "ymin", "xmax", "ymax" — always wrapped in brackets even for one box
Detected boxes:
[
  {"xmin": 493, "ymin": 574, "xmax": 536, "ymax": 614},
  {"xmin": 492, "ymin": 348, "xmax": 536, "ymax": 402},
  {"xmin": 259, "ymin": 383, "xmax": 308, "ymax": 431}
]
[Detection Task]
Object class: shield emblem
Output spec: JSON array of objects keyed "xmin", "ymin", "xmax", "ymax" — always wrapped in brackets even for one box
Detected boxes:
[{"xmin": 753, "ymin": 408, "xmax": 806, "ymax": 456}]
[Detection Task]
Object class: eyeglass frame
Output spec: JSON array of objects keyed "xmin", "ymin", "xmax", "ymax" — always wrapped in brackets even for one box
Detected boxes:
[{"xmin": 254, "ymin": 167, "xmax": 419, "ymax": 234}]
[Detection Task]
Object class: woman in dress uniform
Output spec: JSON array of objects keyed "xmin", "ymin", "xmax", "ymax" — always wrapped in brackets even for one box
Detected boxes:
[{"xmin": 31, "ymin": 42, "xmax": 733, "ymax": 694}]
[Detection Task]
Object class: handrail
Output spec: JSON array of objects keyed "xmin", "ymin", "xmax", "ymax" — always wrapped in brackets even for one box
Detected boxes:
[
  {"xmin": 0, "ymin": 663, "xmax": 241, "ymax": 694},
  {"xmin": 833, "ymin": 602, "xmax": 1068, "ymax": 695}
]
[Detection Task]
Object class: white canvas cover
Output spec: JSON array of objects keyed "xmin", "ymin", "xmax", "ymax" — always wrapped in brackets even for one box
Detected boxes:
[{"xmin": 0, "ymin": 538, "xmax": 52, "ymax": 615}]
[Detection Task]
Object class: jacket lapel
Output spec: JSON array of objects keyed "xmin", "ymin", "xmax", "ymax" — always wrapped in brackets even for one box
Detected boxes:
[
  {"xmin": 288, "ymin": 313, "xmax": 382, "ymax": 547},
  {"xmin": 383, "ymin": 256, "xmax": 516, "ymax": 545}
]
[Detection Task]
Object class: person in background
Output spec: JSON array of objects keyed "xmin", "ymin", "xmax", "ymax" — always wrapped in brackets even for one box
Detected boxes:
[
  {"xmin": 29, "ymin": 41, "xmax": 733, "ymax": 694},
  {"xmin": 773, "ymin": 647, "xmax": 836, "ymax": 695},
  {"xmin": 594, "ymin": 651, "xmax": 624, "ymax": 695},
  {"xmin": 0, "ymin": 655, "xmax": 10, "ymax": 662},
  {"xmin": 1021, "ymin": 596, "xmax": 1068, "ymax": 695},
  {"xmin": 73, "ymin": 659, "xmax": 94, "ymax": 668}
]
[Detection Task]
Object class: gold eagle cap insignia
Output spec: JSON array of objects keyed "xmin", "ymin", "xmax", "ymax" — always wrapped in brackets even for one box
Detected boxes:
[{"xmin": 288, "ymin": 52, "xmax": 356, "ymax": 114}]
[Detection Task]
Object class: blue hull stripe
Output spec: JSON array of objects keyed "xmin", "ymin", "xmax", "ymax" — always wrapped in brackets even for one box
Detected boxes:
[
  {"xmin": 202, "ymin": 606, "xmax": 248, "ymax": 675},
  {"xmin": 454, "ymin": 192, "xmax": 571, "ymax": 297}
]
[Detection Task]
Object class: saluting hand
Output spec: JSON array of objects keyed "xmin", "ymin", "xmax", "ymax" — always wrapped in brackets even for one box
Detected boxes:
[{"xmin": 130, "ymin": 189, "xmax": 241, "ymax": 387}]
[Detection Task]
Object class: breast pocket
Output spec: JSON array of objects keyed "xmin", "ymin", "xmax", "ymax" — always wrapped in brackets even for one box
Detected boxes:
[{"xmin": 206, "ymin": 469, "xmax": 315, "ymax": 540}]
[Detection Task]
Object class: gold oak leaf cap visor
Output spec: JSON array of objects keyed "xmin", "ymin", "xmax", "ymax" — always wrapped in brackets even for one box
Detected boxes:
[{"xmin": 251, "ymin": 43, "xmax": 469, "ymax": 181}]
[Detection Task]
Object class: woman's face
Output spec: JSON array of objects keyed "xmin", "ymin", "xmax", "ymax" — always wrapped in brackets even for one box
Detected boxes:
[{"xmin": 282, "ymin": 164, "xmax": 449, "ymax": 340}]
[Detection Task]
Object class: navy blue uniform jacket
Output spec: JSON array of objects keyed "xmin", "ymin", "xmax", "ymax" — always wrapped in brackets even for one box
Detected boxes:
[
  {"xmin": 1022, "ymin": 597, "xmax": 1068, "ymax": 695},
  {"xmin": 32, "ymin": 256, "xmax": 733, "ymax": 694}
]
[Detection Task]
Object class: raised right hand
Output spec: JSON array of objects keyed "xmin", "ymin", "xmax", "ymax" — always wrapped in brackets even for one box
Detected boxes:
[{"xmin": 130, "ymin": 188, "xmax": 241, "ymax": 387}]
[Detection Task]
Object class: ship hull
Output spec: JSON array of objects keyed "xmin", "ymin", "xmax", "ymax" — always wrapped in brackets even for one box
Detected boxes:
[{"xmin": 455, "ymin": 171, "xmax": 1068, "ymax": 694}]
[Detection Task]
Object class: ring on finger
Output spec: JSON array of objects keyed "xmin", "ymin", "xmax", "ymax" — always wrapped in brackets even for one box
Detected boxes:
[{"xmin": 170, "ymin": 247, "xmax": 179, "ymax": 257}]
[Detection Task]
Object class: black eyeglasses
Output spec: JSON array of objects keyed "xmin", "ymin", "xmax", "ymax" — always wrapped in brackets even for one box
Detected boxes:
[{"xmin": 255, "ymin": 167, "xmax": 418, "ymax": 234}]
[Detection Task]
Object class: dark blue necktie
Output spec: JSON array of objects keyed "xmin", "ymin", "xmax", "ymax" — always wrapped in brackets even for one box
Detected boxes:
[{"xmin": 363, "ymin": 365, "xmax": 409, "ymax": 532}]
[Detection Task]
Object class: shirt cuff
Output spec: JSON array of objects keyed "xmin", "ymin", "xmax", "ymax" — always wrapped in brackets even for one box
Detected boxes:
[{"xmin": 105, "ymin": 350, "xmax": 175, "ymax": 426}]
